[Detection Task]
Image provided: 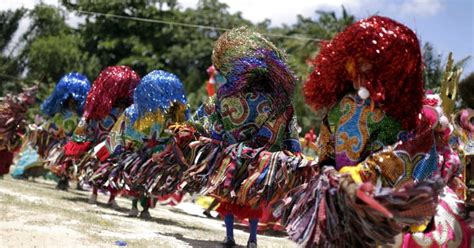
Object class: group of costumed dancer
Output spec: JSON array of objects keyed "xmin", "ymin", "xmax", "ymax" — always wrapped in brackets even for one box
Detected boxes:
[{"xmin": 1, "ymin": 15, "xmax": 473, "ymax": 247}]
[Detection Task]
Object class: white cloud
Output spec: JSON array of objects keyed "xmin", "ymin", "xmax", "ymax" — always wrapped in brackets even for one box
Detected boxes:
[
  {"xmin": 398, "ymin": 0, "xmax": 443, "ymax": 17},
  {"xmin": 1, "ymin": 0, "xmax": 60, "ymax": 55},
  {"xmin": 1, "ymin": 0, "xmax": 60, "ymax": 10},
  {"xmin": 344, "ymin": 0, "xmax": 444, "ymax": 18},
  {"xmin": 180, "ymin": 0, "xmax": 352, "ymax": 25},
  {"xmin": 179, "ymin": 0, "xmax": 444, "ymax": 25},
  {"xmin": 1, "ymin": 0, "xmax": 444, "ymax": 26}
]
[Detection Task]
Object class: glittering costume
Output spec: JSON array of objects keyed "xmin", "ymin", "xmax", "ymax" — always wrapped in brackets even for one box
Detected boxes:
[
  {"xmin": 151, "ymin": 28, "xmax": 310, "ymax": 246},
  {"xmin": 276, "ymin": 16, "xmax": 460, "ymax": 247},
  {"xmin": 0, "ymin": 86, "xmax": 37, "ymax": 176},
  {"xmin": 455, "ymin": 109, "xmax": 474, "ymax": 158},
  {"xmin": 395, "ymin": 57, "xmax": 473, "ymax": 247},
  {"xmin": 86, "ymin": 70, "xmax": 188, "ymax": 215},
  {"xmin": 395, "ymin": 94, "xmax": 471, "ymax": 248},
  {"xmin": 454, "ymin": 108, "xmax": 474, "ymax": 207},
  {"xmin": 57, "ymin": 66, "xmax": 140, "ymax": 191},
  {"xmin": 12, "ymin": 73, "xmax": 90, "ymax": 179}
]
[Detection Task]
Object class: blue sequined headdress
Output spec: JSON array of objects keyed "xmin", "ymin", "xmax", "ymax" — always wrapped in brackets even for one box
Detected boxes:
[
  {"xmin": 124, "ymin": 104, "xmax": 139, "ymax": 124},
  {"xmin": 41, "ymin": 72, "xmax": 91, "ymax": 117},
  {"xmin": 132, "ymin": 70, "xmax": 189, "ymax": 130}
]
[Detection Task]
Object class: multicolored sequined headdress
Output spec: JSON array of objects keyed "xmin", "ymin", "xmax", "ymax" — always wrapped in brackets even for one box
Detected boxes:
[
  {"xmin": 41, "ymin": 72, "xmax": 91, "ymax": 117},
  {"xmin": 304, "ymin": 16, "xmax": 424, "ymax": 130},
  {"xmin": 83, "ymin": 66, "xmax": 140, "ymax": 121},
  {"xmin": 212, "ymin": 27, "xmax": 296, "ymax": 111},
  {"xmin": 132, "ymin": 70, "xmax": 188, "ymax": 132}
]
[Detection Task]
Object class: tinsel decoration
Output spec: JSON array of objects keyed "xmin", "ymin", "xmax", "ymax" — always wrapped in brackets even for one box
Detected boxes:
[
  {"xmin": 41, "ymin": 72, "xmax": 91, "ymax": 117},
  {"xmin": 132, "ymin": 70, "xmax": 189, "ymax": 132},
  {"xmin": 83, "ymin": 66, "xmax": 140, "ymax": 121},
  {"xmin": 276, "ymin": 170, "xmax": 443, "ymax": 247},
  {"xmin": 124, "ymin": 104, "xmax": 139, "ymax": 124},
  {"xmin": 212, "ymin": 27, "xmax": 296, "ymax": 112},
  {"xmin": 304, "ymin": 16, "xmax": 424, "ymax": 130},
  {"xmin": 83, "ymin": 70, "xmax": 189, "ymax": 192}
]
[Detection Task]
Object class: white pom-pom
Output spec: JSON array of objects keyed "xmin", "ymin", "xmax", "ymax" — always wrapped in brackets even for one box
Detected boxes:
[
  {"xmin": 440, "ymin": 116, "xmax": 449, "ymax": 128},
  {"xmin": 358, "ymin": 87, "xmax": 370, "ymax": 99},
  {"xmin": 435, "ymin": 106, "xmax": 443, "ymax": 115}
]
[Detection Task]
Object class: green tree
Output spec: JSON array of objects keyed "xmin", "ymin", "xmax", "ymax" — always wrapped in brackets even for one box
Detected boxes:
[
  {"xmin": 165, "ymin": 0, "xmax": 251, "ymax": 104},
  {"xmin": 0, "ymin": 8, "xmax": 27, "ymax": 96},
  {"xmin": 63, "ymin": 0, "xmax": 250, "ymax": 109},
  {"xmin": 19, "ymin": 4, "xmax": 100, "ymax": 100},
  {"xmin": 422, "ymin": 42, "xmax": 443, "ymax": 91},
  {"xmin": 267, "ymin": 7, "xmax": 355, "ymax": 132},
  {"xmin": 27, "ymin": 34, "xmax": 100, "ymax": 84},
  {"xmin": 7, "ymin": 0, "xmax": 462, "ymax": 134}
]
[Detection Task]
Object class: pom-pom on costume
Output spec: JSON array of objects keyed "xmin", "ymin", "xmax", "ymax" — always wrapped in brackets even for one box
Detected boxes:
[
  {"xmin": 0, "ymin": 86, "xmax": 37, "ymax": 176},
  {"xmin": 395, "ymin": 93, "xmax": 472, "ymax": 248},
  {"xmin": 454, "ymin": 108, "xmax": 474, "ymax": 207},
  {"xmin": 442, "ymin": 52, "xmax": 474, "ymax": 206},
  {"xmin": 150, "ymin": 27, "xmax": 310, "ymax": 245},
  {"xmin": 12, "ymin": 73, "xmax": 91, "ymax": 179},
  {"xmin": 454, "ymin": 109, "xmax": 474, "ymax": 157},
  {"xmin": 57, "ymin": 66, "xmax": 139, "ymax": 190},
  {"xmin": 304, "ymin": 15, "xmax": 424, "ymax": 131},
  {"xmin": 167, "ymin": 26, "xmax": 303, "ymax": 205},
  {"xmin": 277, "ymin": 16, "xmax": 471, "ymax": 247},
  {"xmin": 397, "ymin": 55, "xmax": 473, "ymax": 248},
  {"xmin": 86, "ymin": 70, "xmax": 189, "ymax": 205},
  {"xmin": 64, "ymin": 65, "xmax": 140, "ymax": 158}
]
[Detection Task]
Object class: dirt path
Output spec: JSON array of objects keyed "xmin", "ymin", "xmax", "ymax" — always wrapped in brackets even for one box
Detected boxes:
[{"xmin": 0, "ymin": 177, "xmax": 296, "ymax": 248}]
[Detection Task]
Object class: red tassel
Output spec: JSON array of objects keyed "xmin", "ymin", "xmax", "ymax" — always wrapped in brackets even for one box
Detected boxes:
[
  {"xmin": 156, "ymin": 192, "xmax": 184, "ymax": 206},
  {"xmin": 217, "ymin": 201, "xmax": 263, "ymax": 220},
  {"xmin": 64, "ymin": 141, "xmax": 92, "ymax": 157},
  {"xmin": 95, "ymin": 145, "xmax": 111, "ymax": 162}
]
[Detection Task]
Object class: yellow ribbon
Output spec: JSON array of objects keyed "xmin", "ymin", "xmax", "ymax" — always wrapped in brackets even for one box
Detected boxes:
[{"xmin": 339, "ymin": 164, "xmax": 365, "ymax": 183}]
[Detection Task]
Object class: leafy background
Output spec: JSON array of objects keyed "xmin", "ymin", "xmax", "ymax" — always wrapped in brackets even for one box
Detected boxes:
[{"xmin": 1, "ymin": 0, "xmax": 472, "ymax": 132}]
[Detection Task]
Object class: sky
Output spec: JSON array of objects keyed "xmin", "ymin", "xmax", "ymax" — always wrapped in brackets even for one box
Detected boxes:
[{"xmin": 2, "ymin": 0, "xmax": 474, "ymax": 76}]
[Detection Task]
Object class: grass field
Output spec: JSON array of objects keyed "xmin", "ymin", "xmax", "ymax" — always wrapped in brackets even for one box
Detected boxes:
[{"xmin": 0, "ymin": 177, "xmax": 295, "ymax": 248}]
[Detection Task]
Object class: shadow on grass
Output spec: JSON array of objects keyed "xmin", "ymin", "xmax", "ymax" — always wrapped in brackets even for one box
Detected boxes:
[
  {"xmin": 167, "ymin": 206, "xmax": 219, "ymax": 219},
  {"xmin": 61, "ymin": 196, "xmax": 130, "ymax": 213},
  {"xmin": 165, "ymin": 233, "xmax": 246, "ymax": 248},
  {"xmin": 221, "ymin": 222, "xmax": 288, "ymax": 238},
  {"xmin": 20, "ymin": 178, "xmax": 91, "ymax": 194},
  {"xmin": 62, "ymin": 196, "xmax": 211, "ymax": 232},
  {"xmin": 18, "ymin": 179, "xmax": 88, "ymax": 196},
  {"xmin": 144, "ymin": 215, "xmax": 211, "ymax": 232},
  {"xmin": 168, "ymin": 206, "xmax": 288, "ymax": 238},
  {"xmin": 99, "ymin": 207, "xmax": 211, "ymax": 232}
]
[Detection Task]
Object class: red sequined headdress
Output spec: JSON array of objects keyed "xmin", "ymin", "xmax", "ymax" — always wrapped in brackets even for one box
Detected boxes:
[
  {"xmin": 304, "ymin": 16, "xmax": 424, "ymax": 130},
  {"xmin": 83, "ymin": 66, "xmax": 140, "ymax": 121}
]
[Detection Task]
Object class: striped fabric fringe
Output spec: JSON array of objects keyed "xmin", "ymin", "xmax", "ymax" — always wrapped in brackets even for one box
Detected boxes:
[{"xmin": 274, "ymin": 166, "xmax": 444, "ymax": 247}]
